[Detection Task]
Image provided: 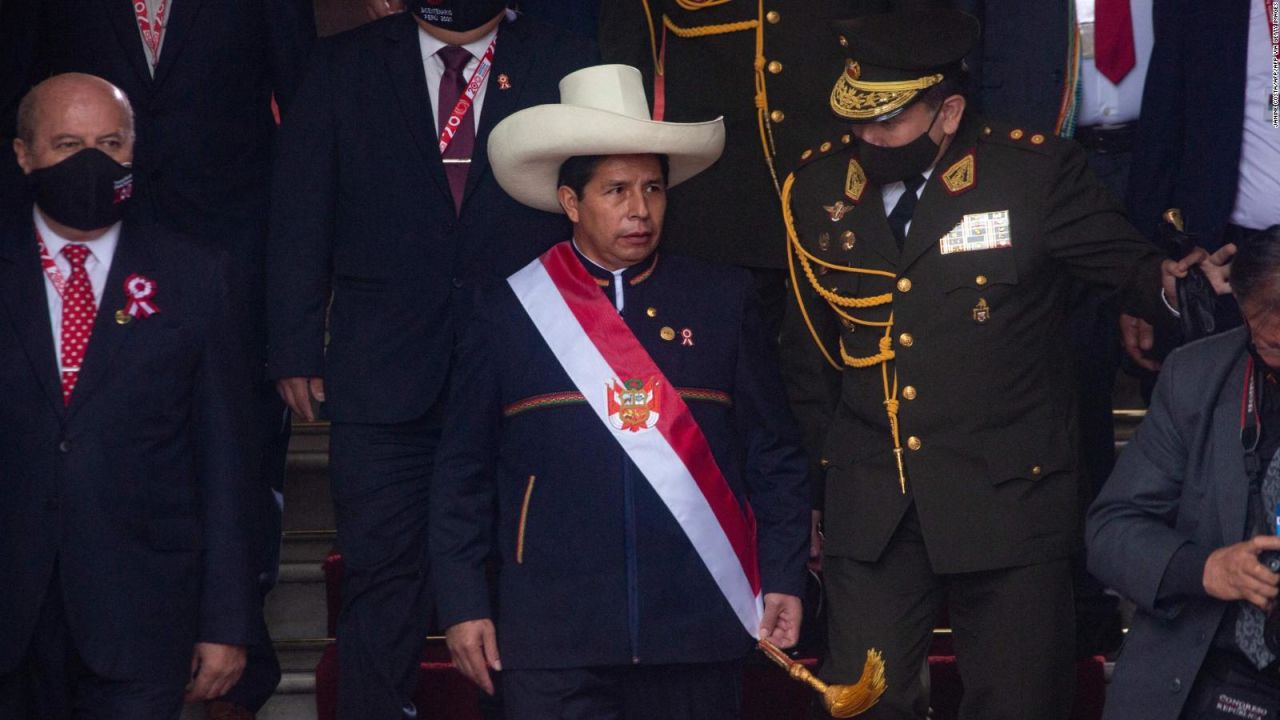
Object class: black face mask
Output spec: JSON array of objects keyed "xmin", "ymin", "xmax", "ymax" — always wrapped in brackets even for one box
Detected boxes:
[
  {"xmin": 409, "ymin": 0, "xmax": 506, "ymax": 31},
  {"xmin": 857, "ymin": 106, "xmax": 943, "ymax": 186},
  {"xmin": 28, "ymin": 148, "xmax": 133, "ymax": 231}
]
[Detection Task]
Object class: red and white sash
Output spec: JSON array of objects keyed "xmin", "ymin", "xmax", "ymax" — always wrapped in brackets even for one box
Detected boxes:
[{"xmin": 507, "ymin": 242, "xmax": 763, "ymax": 636}]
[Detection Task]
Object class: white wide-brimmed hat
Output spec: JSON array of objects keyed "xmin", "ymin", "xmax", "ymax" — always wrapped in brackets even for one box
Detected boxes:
[{"xmin": 487, "ymin": 64, "xmax": 725, "ymax": 214}]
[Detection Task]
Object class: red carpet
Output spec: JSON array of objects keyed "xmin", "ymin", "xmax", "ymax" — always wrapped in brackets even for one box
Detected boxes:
[{"xmin": 317, "ymin": 552, "xmax": 1106, "ymax": 719}]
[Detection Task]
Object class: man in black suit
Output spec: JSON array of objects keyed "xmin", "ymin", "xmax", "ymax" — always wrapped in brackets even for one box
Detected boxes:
[
  {"xmin": 0, "ymin": 73, "xmax": 255, "ymax": 719},
  {"xmin": 1, "ymin": 4, "xmax": 318, "ymax": 715},
  {"xmin": 267, "ymin": 2, "xmax": 596, "ymax": 717}
]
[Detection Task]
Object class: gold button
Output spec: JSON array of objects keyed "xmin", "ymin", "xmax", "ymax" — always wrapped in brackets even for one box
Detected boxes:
[
  {"xmin": 801, "ymin": 149, "xmax": 813, "ymax": 160},
  {"xmin": 820, "ymin": 141, "xmax": 832, "ymax": 152},
  {"xmin": 907, "ymin": 436, "xmax": 922, "ymax": 451},
  {"xmin": 766, "ymin": 10, "xmax": 780, "ymax": 23},
  {"xmin": 819, "ymin": 457, "xmax": 830, "ymax": 467},
  {"xmin": 1009, "ymin": 129, "xmax": 1024, "ymax": 140},
  {"xmin": 902, "ymin": 385, "xmax": 917, "ymax": 400},
  {"xmin": 975, "ymin": 274, "xmax": 988, "ymax": 286},
  {"xmin": 646, "ymin": 307, "xmax": 658, "ymax": 318},
  {"xmin": 983, "ymin": 126, "xmax": 992, "ymax": 135},
  {"xmin": 1031, "ymin": 465, "xmax": 1043, "ymax": 476},
  {"xmin": 899, "ymin": 332, "xmax": 914, "ymax": 348},
  {"xmin": 841, "ymin": 134, "xmax": 851, "ymax": 144},
  {"xmin": 767, "ymin": 60, "xmax": 783, "ymax": 74},
  {"xmin": 770, "ymin": 109, "xmax": 786, "ymax": 123},
  {"xmin": 896, "ymin": 277, "xmax": 912, "ymax": 293},
  {"xmin": 660, "ymin": 326, "xmax": 676, "ymax": 341},
  {"xmin": 1031, "ymin": 134, "xmax": 1046, "ymax": 145}
]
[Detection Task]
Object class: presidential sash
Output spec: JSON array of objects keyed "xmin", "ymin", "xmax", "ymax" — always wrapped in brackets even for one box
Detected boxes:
[{"xmin": 507, "ymin": 242, "xmax": 763, "ymax": 637}]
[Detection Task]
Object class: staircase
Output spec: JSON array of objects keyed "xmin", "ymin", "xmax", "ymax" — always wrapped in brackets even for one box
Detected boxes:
[{"xmin": 179, "ymin": 408, "xmax": 1146, "ymax": 720}]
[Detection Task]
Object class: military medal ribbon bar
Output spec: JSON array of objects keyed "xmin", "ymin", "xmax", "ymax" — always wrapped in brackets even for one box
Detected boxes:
[{"xmin": 507, "ymin": 241, "xmax": 763, "ymax": 637}]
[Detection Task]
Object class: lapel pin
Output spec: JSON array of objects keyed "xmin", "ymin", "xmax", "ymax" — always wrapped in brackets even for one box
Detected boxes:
[
  {"xmin": 680, "ymin": 328, "xmax": 694, "ymax": 347},
  {"xmin": 114, "ymin": 309, "xmax": 132, "ymax": 326},
  {"xmin": 824, "ymin": 200, "xmax": 852, "ymax": 222},
  {"xmin": 497, "ymin": 73, "xmax": 512, "ymax": 90}
]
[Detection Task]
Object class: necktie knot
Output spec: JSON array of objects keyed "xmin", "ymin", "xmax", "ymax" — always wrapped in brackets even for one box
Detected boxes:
[
  {"xmin": 62, "ymin": 243, "xmax": 92, "ymax": 269},
  {"xmin": 438, "ymin": 46, "xmax": 472, "ymax": 75}
]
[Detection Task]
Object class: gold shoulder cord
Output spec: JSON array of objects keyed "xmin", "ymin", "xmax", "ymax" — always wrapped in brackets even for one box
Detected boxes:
[
  {"xmin": 781, "ymin": 173, "xmax": 909, "ymax": 494},
  {"xmin": 641, "ymin": 0, "xmax": 782, "ymax": 195}
]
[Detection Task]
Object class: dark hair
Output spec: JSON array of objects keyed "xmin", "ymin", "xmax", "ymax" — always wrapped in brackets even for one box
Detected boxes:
[
  {"xmin": 920, "ymin": 66, "xmax": 970, "ymax": 109},
  {"xmin": 1232, "ymin": 226, "xmax": 1280, "ymax": 308},
  {"xmin": 557, "ymin": 154, "xmax": 671, "ymax": 198}
]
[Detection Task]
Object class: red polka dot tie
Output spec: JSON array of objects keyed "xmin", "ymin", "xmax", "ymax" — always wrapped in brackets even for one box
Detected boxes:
[{"xmin": 59, "ymin": 243, "xmax": 97, "ymax": 405}]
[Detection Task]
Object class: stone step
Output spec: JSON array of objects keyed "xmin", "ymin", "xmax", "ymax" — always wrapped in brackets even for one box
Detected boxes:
[{"xmin": 265, "ymin": 563, "xmax": 329, "ymax": 643}]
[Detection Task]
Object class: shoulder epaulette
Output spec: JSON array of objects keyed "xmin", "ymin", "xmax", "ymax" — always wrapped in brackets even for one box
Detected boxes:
[
  {"xmin": 977, "ymin": 124, "xmax": 1057, "ymax": 155},
  {"xmin": 794, "ymin": 133, "xmax": 854, "ymax": 171}
]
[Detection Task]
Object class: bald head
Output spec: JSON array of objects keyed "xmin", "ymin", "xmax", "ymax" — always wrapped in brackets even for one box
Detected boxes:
[{"xmin": 17, "ymin": 73, "xmax": 133, "ymax": 146}]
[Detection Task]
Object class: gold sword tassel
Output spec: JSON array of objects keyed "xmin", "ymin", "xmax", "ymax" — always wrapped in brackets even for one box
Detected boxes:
[{"xmin": 758, "ymin": 640, "xmax": 887, "ymax": 717}]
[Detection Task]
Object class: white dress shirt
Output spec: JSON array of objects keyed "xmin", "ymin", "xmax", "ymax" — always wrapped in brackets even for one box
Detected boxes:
[
  {"xmin": 574, "ymin": 239, "xmax": 628, "ymax": 312},
  {"xmin": 1075, "ymin": 0, "xmax": 1154, "ymax": 127},
  {"xmin": 880, "ymin": 165, "xmax": 936, "ymax": 238},
  {"xmin": 35, "ymin": 209, "xmax": 120, "ymax": 370},
  {"xmin": 417, "ymin": 12, "xmax": 511, "ymax": 134},
  {"xmin": 1230, "ymin": 0, "xmax": 1280, "ymax": 231}
]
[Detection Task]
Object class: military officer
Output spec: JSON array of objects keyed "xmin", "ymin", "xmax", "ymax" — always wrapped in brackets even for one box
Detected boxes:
[
  {"xmin": 779, "ymin": 9, "xmax": 1207, "ymax": 719},
  {"xmin": 598, "ymin": 0, "xmax": 943, "ymax": 334}
]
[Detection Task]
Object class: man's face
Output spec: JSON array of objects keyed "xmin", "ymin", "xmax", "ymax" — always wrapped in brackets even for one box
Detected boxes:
[
  {"xmin": 14, "ymin": 85, "xmax": 133, "ymax": 175},
  {"xmin": 850, "ymin": 94, "xmax": 964, "ymax": 149},
  {"xmin": 560, "ymin": 154, "xmax": 667, "ymax": 271},
  {"xmin": 1242, "ymin": 296, "xmax": 1280, "ymax": 369}
]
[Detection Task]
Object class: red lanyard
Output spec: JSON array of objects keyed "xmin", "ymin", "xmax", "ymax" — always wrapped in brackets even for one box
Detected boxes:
[
  {"xmin": 133, "ymin": 0, "xmax": 169, "ymax": 69},
  {"xmin": 1267, "ymin": 0, "xmax": 1279, "ymax": 69},
  {"xmin": 35, "ymin": 228, "xmax": 68, "ymax": 299},
  {"xmin": 438, "ymin": 37, "xmax": 497, "ymax": 156}
]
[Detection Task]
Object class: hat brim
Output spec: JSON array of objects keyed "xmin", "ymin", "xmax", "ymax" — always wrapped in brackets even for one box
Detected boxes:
[{"xmin": 487, "ymin": 105, "xmax": 725, "ymax": 214}]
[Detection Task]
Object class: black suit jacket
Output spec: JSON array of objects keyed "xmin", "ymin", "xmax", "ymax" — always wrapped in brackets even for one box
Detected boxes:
[
  {"xmin": 1127, "ymin": 0, "xmax": 1250, "ymax": 246},
  {"xmin": 0, "ymin": 211, "xmax": 256, "ymax": 684},
  {"xmin": 957, "ymin": 0, "xmax": 1071, "ymax": 134},
  {"xmin": 267, "ymin": 13, "xmax": 597, "ymax": 424},
  {"xmin": 5, "ymin": 0, "xmax": 315, "ymax": 237}
]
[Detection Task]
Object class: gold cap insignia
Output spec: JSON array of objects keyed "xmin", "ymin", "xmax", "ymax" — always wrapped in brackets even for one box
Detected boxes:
[
  {"xmin": 941, "ymin": 152, "xmax": 976, "ymax": 196},
  {"xmin": 845, "ymin": 158, "xmax": 867, "ymax": 203}
]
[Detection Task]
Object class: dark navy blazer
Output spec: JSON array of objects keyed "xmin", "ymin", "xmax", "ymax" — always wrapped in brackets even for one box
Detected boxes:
[
  {"xmin": 1126, "ymin": 0, "xmax": 1251, "ymax": 246},
  {"xmin": 266, "ymin": 12, "xmax": 597, "ymax": 424},
  {"xmin": 431, "ymin": 248, "xmax": 810, "ymax": 669},
  {"xmin": 0, "ymin": 211, "xmax": 256, "ymax": 685},
  {"xmin": 7, "ymin": 0, "xmax": 315, "ymax": 235}
]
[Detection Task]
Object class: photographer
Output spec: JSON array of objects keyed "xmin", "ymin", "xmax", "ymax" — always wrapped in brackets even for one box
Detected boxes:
[{"xmin": 1088, "ymin": 228, "xmax": 1280, "ymax": 719}]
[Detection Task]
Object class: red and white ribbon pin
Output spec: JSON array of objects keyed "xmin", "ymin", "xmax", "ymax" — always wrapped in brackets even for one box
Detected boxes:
[{"xmin": 123, "ymin": 274, "xmax": 160, "ymax": 319}]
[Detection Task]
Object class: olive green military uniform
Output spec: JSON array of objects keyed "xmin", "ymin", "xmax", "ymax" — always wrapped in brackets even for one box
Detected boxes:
[
  {"xmin": 599, "ymin": 0, "xmax": 942, "ymax": 273},
  {"xmin": 781, "ymin": 112, "xmax": 1170, "ymax": 719}
]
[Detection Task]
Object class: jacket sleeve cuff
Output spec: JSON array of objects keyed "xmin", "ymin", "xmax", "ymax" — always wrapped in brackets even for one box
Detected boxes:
[{"xmin": 1156, "ymin": 542, "xmax": 1212, "ymax": 601}]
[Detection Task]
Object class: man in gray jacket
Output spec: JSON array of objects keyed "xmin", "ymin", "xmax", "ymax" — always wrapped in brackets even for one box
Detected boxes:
[{"xmin": 1088, "ymin": 229, "xmax": 1280, "ymax": 719}]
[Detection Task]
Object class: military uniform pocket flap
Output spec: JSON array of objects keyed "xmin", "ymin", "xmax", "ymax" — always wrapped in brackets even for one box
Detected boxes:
[
  {"xmin": 940, "ymin": 239, "xmax": 1019, "ymax": 292},
  {"xmin": 983, "ymin": 425, "xmax": 1072, "ymax": 485}
]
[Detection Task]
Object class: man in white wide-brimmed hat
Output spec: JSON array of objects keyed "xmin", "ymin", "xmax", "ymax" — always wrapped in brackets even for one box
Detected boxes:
[{"xmin": 429, "ymin": 64, "xmax": 811, "ymax": 719}]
